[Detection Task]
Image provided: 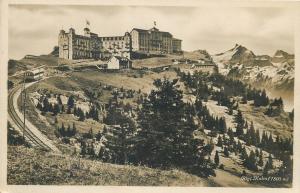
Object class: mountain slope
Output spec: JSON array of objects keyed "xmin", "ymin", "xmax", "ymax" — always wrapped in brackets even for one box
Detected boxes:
[{"xmin": 212, "ymin": 44, "xmax": 294, "ymax": 93}]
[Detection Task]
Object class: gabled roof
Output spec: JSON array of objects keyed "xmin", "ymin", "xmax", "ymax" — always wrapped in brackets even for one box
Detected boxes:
[
  {"xmin": 172, "ymin": 38, "xmax": 182, "ymax": 41},
  {"xmin": 131, "ymin": 28, "xmax": 173, "ymax": 36},
  {"xmin": 131, "ymin": 28, "xmax": 148, "ymax": 33},
  {"xmin": 110, "ymin": 55, "xmax": 131, "ymax": 62}
]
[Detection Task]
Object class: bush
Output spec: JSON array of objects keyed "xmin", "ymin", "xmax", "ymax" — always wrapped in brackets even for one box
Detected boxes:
[{"xmin": 219, "ymin": 164, "xmax": 224, "ymax": 170}]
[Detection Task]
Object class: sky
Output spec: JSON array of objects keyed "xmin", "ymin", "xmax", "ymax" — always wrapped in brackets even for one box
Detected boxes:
[{"xmin": 8, "ymin": 4, "xmax": 295, "ymax": 59}]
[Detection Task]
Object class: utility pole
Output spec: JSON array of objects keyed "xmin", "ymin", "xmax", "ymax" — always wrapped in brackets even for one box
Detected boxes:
[{"xmin": 22, "ymin": 72, "xmax": 26, "ymax": 142}]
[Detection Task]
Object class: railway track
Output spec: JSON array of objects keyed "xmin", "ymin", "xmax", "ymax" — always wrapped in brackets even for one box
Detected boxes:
[{"xmin": 8, "ymin": 84, "xmax": 60, "ymax": 152}]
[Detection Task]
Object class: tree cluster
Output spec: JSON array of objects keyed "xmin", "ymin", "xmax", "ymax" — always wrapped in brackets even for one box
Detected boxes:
[
  {"xmin": 97, "ymin": 78, "xmax": 215, "ymax": 177},
  {"xmin": 36, "ymin": 97, "xmax": 61, "ymax": 116},
  {"xmin": 195, "ymin": 99, "xmax": 227, "ymax": 134},
  {"xmin": 55, "ymin": 122, "xmax": 77, "ymax": 138}
]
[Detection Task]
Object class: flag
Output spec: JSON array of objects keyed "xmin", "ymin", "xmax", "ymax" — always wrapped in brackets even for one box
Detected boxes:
[{"xmin": 86, "ymin": 20, "xmax": 90, "ymax": 26}]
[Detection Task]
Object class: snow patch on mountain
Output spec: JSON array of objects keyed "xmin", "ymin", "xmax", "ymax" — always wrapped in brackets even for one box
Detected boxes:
[{"xmin": 212, "ymin": 44, "xmax": 294, "ymax": 92}]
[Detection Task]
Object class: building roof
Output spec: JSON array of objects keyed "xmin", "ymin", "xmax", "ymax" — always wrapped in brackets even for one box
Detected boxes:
[
  {"xmin": 131, "ymin": 28, "xmax": 148, "ymax": 33},
  {"xmin": 74, "ymin": 34, "xmax": 90, "ymax": 40},
  {"xmin": 131, "ymin": 28, "xmax": 172, "ymax": 36},
  {"xmin": 90, "ymin": 32, "xmax": 98, "ymax": 36},
  {"xmin": 108, "ymin": 55, "xmax": 131, "ymax": 62},
  {"xmin": 113, "ymin": 55, "xmax": 131, "ymax": 61},
  {"xmin": 172, "ymin": 38, "xmax": 182, "ymax": 41}
]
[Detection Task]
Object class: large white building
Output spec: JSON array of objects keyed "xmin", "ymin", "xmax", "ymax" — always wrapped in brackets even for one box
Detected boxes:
[
  {"xmin": 130, "ymin": 27, "xmax": 182, "ymax": 55},
  {"xmin": 58, "ymin": 25, "xmax": 182, "ymax": 60},
  {"xmin": 58, "ymin": 27, "xmax": 101, "ymax": 60}
]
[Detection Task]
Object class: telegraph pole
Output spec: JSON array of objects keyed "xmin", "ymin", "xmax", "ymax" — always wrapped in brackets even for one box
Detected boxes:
[{"xmin": 22, "ymin": 72, "xmax": 26, "ymax": 142}]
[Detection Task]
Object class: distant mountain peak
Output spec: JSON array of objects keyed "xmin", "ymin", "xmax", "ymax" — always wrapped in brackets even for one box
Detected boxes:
[
  {"xmin": 273, "ymin": 50, "xmax": 291, "ymax": 58},
  {"xmin": 234, "ymin": 43, "xmax": 242, "ymax": 49}
]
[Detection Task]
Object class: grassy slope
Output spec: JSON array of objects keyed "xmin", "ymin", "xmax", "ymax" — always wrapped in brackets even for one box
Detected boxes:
[
  {"xmin": 204, "ymin": 100, "xmax": 293, "ymax": 138},
  {"xmin": 7, "ymin": 146, "xmax": 210, "ymax": 186},
  {"xmin": 19, "ymin": 55, "xmax": 72, "ymax": 67},
  {"xmin": 239, "ymin": 103, "xmax": 293, "ymax": 138},
  {"xmin": 8, "ymin": 55, "xmax": 292, "ymax": 187},
  {"xmin": 8, "ymin": 55, "xmax": 73, "ymax": 76},
  {"xmin": 73, "ymin": 71, "xmax": 178, "ymax": 93},
  {"xmin": 21, "ymin": 70, "xmax": 179, "ymax": 140},
  {"xmin": 132, "ymin": 54, "xmax": 182, "ymax": 68}
]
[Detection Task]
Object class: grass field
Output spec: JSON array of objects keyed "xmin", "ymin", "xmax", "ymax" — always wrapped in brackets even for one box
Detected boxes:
[
  {"xmin": 132, "ymin": 54, "xmax": 181, "ymax": 68},
  {"xmin": 7, "ymin": 145, "xmax": 211, "ymax": 186},
  {"xmin": 32, "ymin": 70, "xmax": 179, "ymax": 95},
  {"xmin": 71, "ymin": 70, "xmax": 179, "ymax": 93}
]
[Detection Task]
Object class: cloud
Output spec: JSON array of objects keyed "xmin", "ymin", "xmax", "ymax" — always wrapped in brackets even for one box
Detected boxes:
[{"xmin": 8, "ymin": 5, "xmax": 294, "ymax": 59}]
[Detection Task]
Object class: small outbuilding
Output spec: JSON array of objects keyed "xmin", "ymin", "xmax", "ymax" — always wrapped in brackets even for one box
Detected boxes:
[{"xmin": 107, "ymin": 56, "xmax": 132, "ymax": 70}]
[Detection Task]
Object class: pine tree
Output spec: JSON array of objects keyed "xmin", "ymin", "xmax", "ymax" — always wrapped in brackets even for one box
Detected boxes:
[
  {"xmin": 103, "ymin": 125, "xmax": 108, "ymax": 134},
  {"xmin": 36, "ymin": 102, "xmax": 43, "ymax": 111},
  {"xmin": 255, "ymin": 129, "xmax": 261, "ymax": 145},
  {"xmin": 219, "ymin": 117, "xmax": 227, "ymax": 133},
  {"xmin": 214, "ymin": 151, "xmax": 220, "ymax": 166},
  {"xmin": 67, "ymin": 95, "xmax": 75, "ymax": 109},
  {"xmin": 42, "ymin": 97, "xmax": 50, "ymax": 112},
  {"xmin": 217, "ymin": 135, "xmax": 223, "ymax": 147},
  {"xmin": 235, "ymin": 110, "xmax": 245, "ymax": 137},
  {"xmin": 96, "ymin": 130, "xmax": 102, "ymax": 141},
  {"xmin": 228, "ymin": 108, "xmax": 233, "ymax": 115},
  {"xmin": 267, "ymin": 134, "xmax": 274, "ymax": 151},
  {"xmin": 258, "ymin": 150, "xmax": 264, "ymax": 167},
  {"xmin": 84, "ymin": 127, "xmax": 94, "ymax": 139},
  {"xmin": 80, "ymin": 141, "xmax": 87, "ymax": 156},
  {"xmin": 57, "ymin": 95, "xmax": 63, "ymax": 105},
  {"xmin": 278, "ymin": 154, "xmax": 293, "ymax": 181},
  {"xmin": 53, "ymin": 103, "xmax": 60, "ymax": 116},
  {"xmin": 78, "ymin": 108, "xmax": 85, "ymax": 121},
  {"xmin": 244, "ymin": 121, "xmax": 248, "ymax": 129},
  {"xmin": 261, "ymin": 131, "xmax": 268, "ymax": 149},
  {"xmin": 267, "ymin": 154, "xmax": 273, "ymax": 169},
  {"xmin": 73, "ymin": 106, "xmax": 77, "ymax": 116},
  {"xmin": 49, "ymin": 103, "xmax": 54, "ymax": 113},
  {"xmin": 67, "ymin": 106, "xmax": 71, "ymax": 114},
  {"xmin": 248, "ymin": 122, "xmax": 255, "ymax": 145},
  {"xmin": 87, "ymin": 143, "xmax": 95, "ymax": 157},
  {"xmin": 228, "ymin": 128, "xmax": 234, "ymax": 144},
  {"xmin": 244, "ymin": 150, "xmax": 258, "ymax": 171},
  {"xmin": 263, "ymin": 161, "xmax": 270, "ymax": 176},
  {"xmin": 224, "ymin": 147, "xmax": 229, "ymax": 157},
  {"xmin": 261, "ymin": 90, "xmax": 269, "ymax": 106},
  {"xmin": 60, "ymin": 123, "xmax": 66, "ymax": 137},
  {"xmin": 237, "ymin": 140, "xmax": 243, "ymax": 152},
  {"xmin": 289, "ymin": 109, "xmax": 294, "ymax": 121},
  {"xmin": 67, "ymin": 124, "xmax": 72, "ymax": 137},
  {"xmin": 244, "ymin": 129, "xmax": 251, "ymax": 146},
  {"xmin": 54, "ymin": 116, "xmax": 58, "ymax": 124},
  {"xmin": 135, "ymin": 78, "xmax": 207, "ymax": 170},
  {"xmin": 255, "ymin": 148, "xmax": 260, "ymax": 157},
  {"xmin": 240, "ymin": 146, "xmax": 248, "ymax": 160},
  {"xmin": 100, "ymin": 115, "xmax": 136, "ymax": 164},
  {"xmin": 72, "ymin": 122, "xmax": 77, "ymax": 136}
]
